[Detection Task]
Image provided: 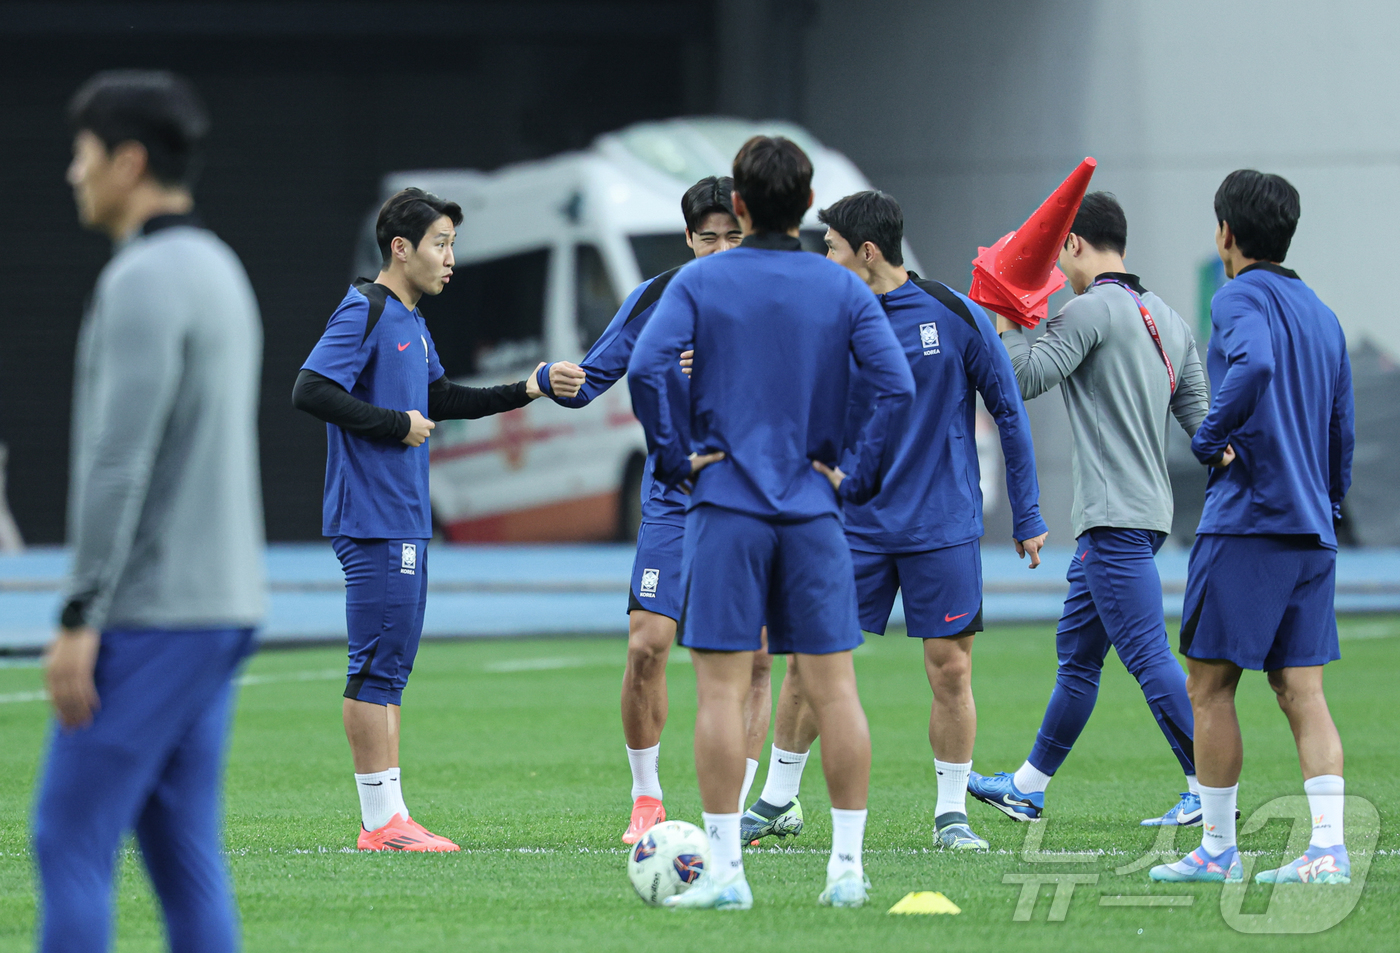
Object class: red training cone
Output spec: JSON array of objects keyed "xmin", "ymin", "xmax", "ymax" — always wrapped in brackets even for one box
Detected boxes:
[{"xmin": 969, "ymin": 157, "xmax": 1097, "ymax": 328}]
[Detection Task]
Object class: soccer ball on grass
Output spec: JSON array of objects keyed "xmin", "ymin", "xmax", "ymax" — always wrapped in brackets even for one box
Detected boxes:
[{"xmin": 627, "ymin": 820, "xmax": 709, "ymax": 906}]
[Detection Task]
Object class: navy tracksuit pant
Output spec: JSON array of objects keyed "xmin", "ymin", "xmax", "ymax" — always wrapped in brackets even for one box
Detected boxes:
[
  {"xmin": 33, "ymin": 627, "xmax": 254, "ymax": 953},
  {"xmin": 1028, "ymin": 528, "xmax": 1195, "ymax": 777}
]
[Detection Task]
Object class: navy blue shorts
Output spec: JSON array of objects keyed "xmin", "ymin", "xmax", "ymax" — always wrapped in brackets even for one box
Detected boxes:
[
  {"xmin": 677, "ymin": 505, "xmax": 862, "ymax": 655},
  {"xmin": 627, "ymin": 520, "xmax": 685, "ymax": 622},
  {"xmin": 334, "ymin": 536, "xmax": 430, "ymax": 706},
  {"xmin": 1180, "ymin": 533, "xmax": 1340, "ymax": 671},
  {"xmin": 852, "ymin": 539, "xmax": 983, "ymax": 639}
]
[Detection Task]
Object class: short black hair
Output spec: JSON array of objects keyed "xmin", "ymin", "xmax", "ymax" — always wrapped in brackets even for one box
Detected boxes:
[
  {"xmin": 68, "ymin": 70, "xmax": 209, "ymax": 188},
  {"xmin": 1067, "ymin": 191, "xmax": 1127, "ymax": 256},
  {"xmin": 681, "ymin": 176, "xmax": 737, "ymax": 233},
  {"xmin": 376, "ymin": 188, "xmax": 464, "ymax": 263},
  {"xmin": 732, "ymin": 136, "xmax": 813, "ymax": 233},
  {"xmin": 1214, "ymin": 170, "xmax": 1300, "ymax": 262},
  {"xmin": 817, "ymin": 191, "xmax": 904, "ymax": 265}
]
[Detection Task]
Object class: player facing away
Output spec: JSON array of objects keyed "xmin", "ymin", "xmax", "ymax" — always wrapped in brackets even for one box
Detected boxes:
[
  {"xmin": 37, "ymin": 72, "xmax": 265, "ymax": 953},
  {"xmin": 534, "ymin": 176, "xmax": 774, "ymax": 843},
  {"xmin": 293, "ymin": 189, "xmax": 585, "ymax": 851},
  {"xmin": 629, "ymin": 137, "xmax": 916, "ymax": 909},
  {"xmin": 741, "ymin": 191, "xmax": 1049, "ymax": 853},
  {"xmin": 970, "ymin": 193, "xmax": 1213, "ymax": 826},
  {"xmin": 1153, "ymin": 172, "xmax": 1354, "ymax": 884}
]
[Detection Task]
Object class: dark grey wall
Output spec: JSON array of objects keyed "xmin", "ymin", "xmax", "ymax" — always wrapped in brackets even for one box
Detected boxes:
[{"xmin": 0, "ymin": 0, "xmax": 714, "ymax": 543}]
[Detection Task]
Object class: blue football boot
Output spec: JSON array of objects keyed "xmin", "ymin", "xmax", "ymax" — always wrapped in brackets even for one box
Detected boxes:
[
  {"xmin": 1142, "ymin": 792, "xmax": 1203, "ymax": 826},
  {"xmin": 1255, "ymin": 844, "xmax": 1351, "ymax": 884},
  {"xmin": 966, "ymin": 771, "xmax": 1044, "ymax": 822},
  {"xmin": 1149, "ymin": 845, "xmax": 1244, "ymax": 883}
]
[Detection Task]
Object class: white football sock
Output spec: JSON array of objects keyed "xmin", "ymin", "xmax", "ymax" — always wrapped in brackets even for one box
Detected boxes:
[
  {"xmin": 1186, "ymin": 774, "xmax": 1200, "ymax": 797},
  {"xmin": 759, "ymin": 745, "xmax": 809, "ymax": 806},
  {"xmin": 1012, "ymin": 760, "xmax": 1052, "ymax": 795},
  {"xmin": 702, "ymin": 812, "xmax": 743, "ymax": 879},
  {"xmin": 934, "ymin": 759, "xmax": 972, "ymax": 818},
  {"xmin": 627, "ymin": 744, "xmax": 662, "ymax": 801},
  {"xmin": 355, "ymin": 769, "xmax": 398, "ymax": 831},
  {"xmin": 828, "ymin": 808, "xmax": 867, "ymax": 880},
  {"xmin": 1198, "ymin": 782, "xmax": 1238, "ymax": 855},
  {"xmin": 739, "ymin": 758, "xmax": 759, "ymax": 812},
  {"xmin": 388, "ymin": 766, "xmax": 409, "ymax": 820},
  {"xmin": 1304, "ymin": 774, "xmax": 1345, "ymax": 848}
]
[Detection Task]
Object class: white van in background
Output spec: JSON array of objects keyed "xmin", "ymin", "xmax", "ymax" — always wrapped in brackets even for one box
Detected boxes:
[{"xmin": 354, "ymin": 117, "xmax": 922, "ymax": 542}]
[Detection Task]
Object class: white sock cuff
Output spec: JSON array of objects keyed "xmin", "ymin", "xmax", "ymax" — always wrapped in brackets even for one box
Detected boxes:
[
  {"xmin": 1198, "ymin": 781, "xmax": 1239, "ymax": 796},
  {"xmin": 1304, "ymin": 774, "xmax": 1344, "ymax": 796},
  {"xmin": 1013, "ymin": 760, "xmax": 1053, "ymax": 794},
  {"xmin": 702, "ymin": 811, "xmax": 744, "ymax": 876},
  {"xmin": 830, "ymin": 807, "xmax": 868, "ymax": 823},
  {"xmin": 627, "ymin": 744, "xmax": 663, "ymax": 801},
  {"xmin": 759, "ymin": 745, "xmax": 810, "ymax": 807},
  {"xmin": 354, "ymin": 770, "xmax": 398, "ymax": 831},
  {"xmin": 1186, "ymin": 775, "xmax": 1200, "ymax": 796}
]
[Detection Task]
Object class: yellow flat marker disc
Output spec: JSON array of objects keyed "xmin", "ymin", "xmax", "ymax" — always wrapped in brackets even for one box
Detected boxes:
[{"xmin": 887, "ymin": 891, "xmax": 961, "ymax": 915}]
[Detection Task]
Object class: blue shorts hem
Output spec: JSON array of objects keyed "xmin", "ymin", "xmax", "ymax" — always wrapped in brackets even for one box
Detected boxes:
[{"xmin": 343, "ymin": 679, "xmax": 403, "ymax": 706}]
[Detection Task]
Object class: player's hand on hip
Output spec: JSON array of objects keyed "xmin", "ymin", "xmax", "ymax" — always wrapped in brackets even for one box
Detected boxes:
[
  {"xmin": 402, "ymin": 410, "xmax": 435, "ymax": 447},
  {"xmin": 539, "ymin": 361, "xmax": 586, "ymax": 399},
  {"xmin": 811, "ymin": 459, "xmax": 847, "ymax": 492},
  {"xmin": 1207, "ymin": 444, "xmax": 1236, "ymax": 468},
  {"xmin": 679, "ymin": 350, "xmax": 694, "ymax": 376},
  {"xmin": 45, "ymin": 626, "xmax": 101, "ymax": 729},
  {"xmin": 679, "ymin": 450, "xmax": 725, "ymax": 494},
  {"xmin": 1016, "ymin": 531, "xmax": 1048, "ymax": 569}
]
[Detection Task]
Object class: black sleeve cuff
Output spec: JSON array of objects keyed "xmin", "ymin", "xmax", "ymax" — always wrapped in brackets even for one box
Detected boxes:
[{"xmin": 60, "ymin": 598, "xmax": 88, "ymax": 629}]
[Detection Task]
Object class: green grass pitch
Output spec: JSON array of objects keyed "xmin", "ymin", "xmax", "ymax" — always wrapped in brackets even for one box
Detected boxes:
[{"xmin": 0, "ymin": 617, "xmax": 1395, "ymax": 952}]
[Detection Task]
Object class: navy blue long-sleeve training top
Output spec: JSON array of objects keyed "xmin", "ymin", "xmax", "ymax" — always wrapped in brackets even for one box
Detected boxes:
[
  {"xmin": 1192, "ymin": 263, "xmax": 1354, "ymax": 547},
  {"xmin": 842, "ymin": 275, "xmax": 1047, "ymax": 552},
  {"xmin": 535, "ymin": 268, "xmax": 689, "ymax": 527},
  {"xmin": 627, "ymin": 232, "xmax": 915, "ymax": 520}
]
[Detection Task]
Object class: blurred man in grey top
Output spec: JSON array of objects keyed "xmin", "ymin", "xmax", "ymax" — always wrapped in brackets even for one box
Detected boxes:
[
  {"xmin": 968, "ymin": 193, "xmax": 1213, "ymax": 831},
  {"xmin": 36, "ymin": 72, "xmax": 263, "ymax": 953}
]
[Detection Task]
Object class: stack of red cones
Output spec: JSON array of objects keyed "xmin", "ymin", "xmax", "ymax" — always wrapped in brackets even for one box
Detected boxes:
[{"xmin": 968, "ymin": 157, "xmax": 1097, "ymax": 328}]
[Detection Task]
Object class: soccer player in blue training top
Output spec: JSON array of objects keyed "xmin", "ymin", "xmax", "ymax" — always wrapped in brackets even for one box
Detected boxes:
[
  {"xmin": 293, "ymin": 188, "xmax": 585, "ymax": 851},
  {"xmin": 38, "ymin": 71, "xmax": 265, "ymax": 953},
  {"xmin": 741, "ymin": 190, "xmax": 1049, "ymax": 853},
  {"xmin": 971, "ymin": 193, "xmax": 1213, "ymax": 827},
  {"xmin": 534, "ymin": 176, "xmax": 775, "ymax": 844},
  {"xmin": 1152, "ymin": 171, "xmax": 1354, "ymax": 884},
  {"xmin": 629, "ymin": 136, "xmax": 915, "ymax": 910}
]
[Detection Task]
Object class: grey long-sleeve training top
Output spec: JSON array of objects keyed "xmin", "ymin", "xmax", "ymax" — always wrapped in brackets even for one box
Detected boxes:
[
  {"xmin": 999, "ymin": 273, "xmax": 1209, "ymax": 539},
  {"xmin": 64, "ymin": 213, "xmax": 266, "ymax": 631}
]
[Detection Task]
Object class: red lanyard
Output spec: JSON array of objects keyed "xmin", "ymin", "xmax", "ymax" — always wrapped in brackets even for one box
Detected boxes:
[{"xmin": 1092, "ymin": 278, "xmax": 1176, "ymax": 394}]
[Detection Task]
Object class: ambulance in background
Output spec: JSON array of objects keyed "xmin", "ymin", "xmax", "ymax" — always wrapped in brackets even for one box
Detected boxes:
[{"xmin": 353, "ymin": 118, "xmax": 922, "ymax": 542}]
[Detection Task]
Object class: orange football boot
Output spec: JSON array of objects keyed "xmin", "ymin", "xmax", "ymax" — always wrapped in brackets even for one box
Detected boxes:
[
  {"xmin": 357, "ymin": 813, "xmax": 460, "ymax": 852},
  {"xmin": 622, "ymin": 795, "xmax": 665, "ymax": 844},
  {"xmin": 404, "ymin": 816, "xmax": 460, "ymax": 850}
]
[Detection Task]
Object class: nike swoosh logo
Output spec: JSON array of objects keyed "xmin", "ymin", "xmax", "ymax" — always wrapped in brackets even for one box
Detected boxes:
[
  {"xmin": 945, "ymin": 611, "xmax": 970, "ymax": 622},
  {"xmin": 360, "ymin": 781, "xmax": 384, "ymax": 786},
  {"xmin": 398, "ymin": 342, "xmax": 411, "ymax": 351},
  {"xmin": 777, "ymin": 759, "xmax": 800, "ymax": 764}
]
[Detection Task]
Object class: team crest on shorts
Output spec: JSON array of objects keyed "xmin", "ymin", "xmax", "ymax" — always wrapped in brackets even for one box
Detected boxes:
[
  {"xmin": 401, "ymin": 543, "xmax": 417, "ymax": 575},
  {"xmin": 639, "ymin": 568, "xmax": 660, "ymax": 597},
  {"xmin": 919, "ymin": 322, "xmax": 940, "ymax": 355}
]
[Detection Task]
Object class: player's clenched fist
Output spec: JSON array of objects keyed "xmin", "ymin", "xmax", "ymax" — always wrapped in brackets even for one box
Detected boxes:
[
  {"xmin": 401, "ymin": 409, "xmax": 435, "ymax": 447},
  {"xmin": 548, "ymin": 361, "xmax": 587, "ymax": 399}
]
